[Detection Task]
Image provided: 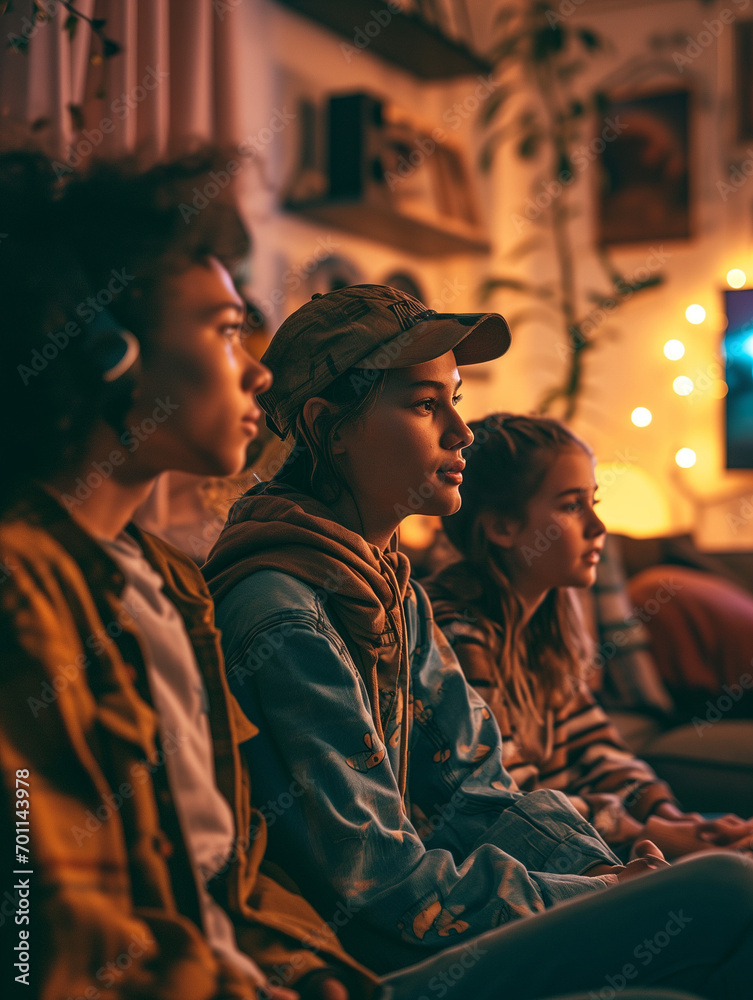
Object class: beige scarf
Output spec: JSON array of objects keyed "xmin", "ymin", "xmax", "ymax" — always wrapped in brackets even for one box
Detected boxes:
[{"xmin": 203, "ymin": 482, "xmax": 413, "ymax": 801}]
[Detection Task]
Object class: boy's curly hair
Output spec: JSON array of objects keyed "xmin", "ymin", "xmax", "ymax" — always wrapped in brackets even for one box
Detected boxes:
[{"xmin": 0, "ymin": 147, "xmax": 250, "ymax": 508}]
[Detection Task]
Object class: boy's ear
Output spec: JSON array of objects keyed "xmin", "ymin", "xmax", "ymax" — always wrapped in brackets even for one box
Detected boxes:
[
  {"xmin": 479, "ymin": 509, "xmax": 520, "ymax": 549},
  {"xmin": 302, "ymin": 397, "xmax": 345, "ymax": 453}
]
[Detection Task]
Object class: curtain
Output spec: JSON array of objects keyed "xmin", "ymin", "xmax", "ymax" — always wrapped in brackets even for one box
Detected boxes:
[{"xmin": 0, "ymin": 0, "xmax": 244, "ymax": 162}]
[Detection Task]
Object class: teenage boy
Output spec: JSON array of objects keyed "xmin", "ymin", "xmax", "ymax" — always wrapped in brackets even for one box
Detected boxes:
[{"xmin": 0, "ymin": 150, "xmax": 375, "ymax": 1000}]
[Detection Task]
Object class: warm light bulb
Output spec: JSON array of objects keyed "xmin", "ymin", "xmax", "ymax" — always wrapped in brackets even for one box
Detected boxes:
[
  {"xmin": 685, "ymin": 304, "xmax": 706, "ymax": 324},
  {"xmin": 727, "ymin": 269, "xmax": 746, "ymax": 289},
  {"xmin": 675, "ymin": 447, "xmax": 697, "ymax": 468},
  {"xmin": 631, "ymin": 407, "xmax": 652, "ymax": 427},
  {"xmin": 664, "ymin": 339, "xmax": 685, "ymax": 360},
  {"xmin": 673, "ymin": 376, "xmax": 694, "ymax": 396}
]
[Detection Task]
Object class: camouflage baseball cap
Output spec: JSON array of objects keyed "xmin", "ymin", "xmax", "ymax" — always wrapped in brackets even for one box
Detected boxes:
[{"xmin": 258, "ymin": 283, "xmax": 511, "ymax": 439}]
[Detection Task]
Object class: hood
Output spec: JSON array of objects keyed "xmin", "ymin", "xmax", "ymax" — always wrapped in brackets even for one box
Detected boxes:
[{"xmin": 202, "ymin": 478, "xmax": 413, "ymax": 801}]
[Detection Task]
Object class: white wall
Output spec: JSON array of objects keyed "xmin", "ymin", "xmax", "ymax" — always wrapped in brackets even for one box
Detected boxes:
[{"xmin": 235, "ymin": 0, "xmax": 753, "ymax": 548}]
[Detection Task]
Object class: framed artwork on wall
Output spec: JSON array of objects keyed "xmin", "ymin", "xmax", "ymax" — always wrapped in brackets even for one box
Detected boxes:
[{"xmin": 598, "ymin": 89, "xmax": 691, "ymax": 244}]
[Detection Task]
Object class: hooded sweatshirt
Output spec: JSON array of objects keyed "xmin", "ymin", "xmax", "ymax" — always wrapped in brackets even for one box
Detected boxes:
[{"xmin": 203, "ymin": 479, "xmax": 619, "ymax": 974}]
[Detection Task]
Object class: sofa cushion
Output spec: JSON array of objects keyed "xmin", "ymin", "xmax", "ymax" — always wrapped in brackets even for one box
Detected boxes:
[{"xmin": 640, "ymin": 720, "xmax": 753, "ymax": 814}]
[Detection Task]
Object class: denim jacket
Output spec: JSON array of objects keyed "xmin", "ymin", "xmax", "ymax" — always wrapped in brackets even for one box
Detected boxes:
[{"xmin": 214, "ymin": 569, "xmax": 619, "ymax": 974}]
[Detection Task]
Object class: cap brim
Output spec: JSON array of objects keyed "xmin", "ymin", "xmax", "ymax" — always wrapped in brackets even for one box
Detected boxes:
[{"xmin": 355, "ymin": 313, "xmax": 511, "ymax": 370}]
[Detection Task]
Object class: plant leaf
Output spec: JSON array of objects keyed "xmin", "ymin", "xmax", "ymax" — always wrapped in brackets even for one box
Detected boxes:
[
  {"xmin": 68, "ymin": 102, "xmax": 84, "ymax": 131},
  {"xmin": 7, "ymin": 33, "xmax": 28, "ymax": 53},
  {"xmin": 478, "ymin": 87, "xmax": 511, "ymax": 128},
  {"xmin": 593, "ymin": 91, "xmax": 611, "ymax": 117},
  {"xmin": 490, "ymin": 34, "xmax": 524, "ymax": 62},
  {"xmin": 103, "ymin": 37, "xmax": 122, "ymax": 58},
  {"xmin": 519, "ymin": 132, "xmax": 541, "ymax": 159},
  {"xmin": 509, "ymin": 234, "xmax": 548, "ymax": 257},
  {"xmin": 578, "ymin": 28, "xmax": 601, "ymax": 51},
  {"xmin": 479, "ymin": 276, "xmax": 533, "ymax": 300},
  {"xmin": 504, "ymin": 304, "xmax": 561, "ymax": 326},
  {"xmin": 556, "ymin": 60, "xmax": 586, "ymax": 82},
  {"xmin": 478, "ymin": 129, "xmax": 507, "ymax": 172},
  {"xmin": 532, "ymin": 25, "xmax": 564, "ymax": 62}
]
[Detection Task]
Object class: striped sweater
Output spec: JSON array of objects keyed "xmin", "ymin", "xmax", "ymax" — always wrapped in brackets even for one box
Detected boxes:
[{"xmin": 426, "ymin": 561, "xmax": 675, "ymax": 845}]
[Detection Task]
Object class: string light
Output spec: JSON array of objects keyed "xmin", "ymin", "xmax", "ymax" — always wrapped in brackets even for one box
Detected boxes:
[
  {"xmin": 631, "ymin": 407, "xmax": 652, "ymax": 427},
  {"xmin": 685, "ymin": 304, "xmax": 706, "ymax": 324},
  {"xmin": 664, "ymin": 339, "xmax": 685, "ymax": 360},
  {"xmin": 675, "ymin": 448, "xmax": 697, "ymax": 468},
  {"xmin": 673, "ymin": 376, "xmax": 694, "ymax": 396},
  {"xmin": 727, "ymin": 269, "xmax": 746, "ymax": 289}
]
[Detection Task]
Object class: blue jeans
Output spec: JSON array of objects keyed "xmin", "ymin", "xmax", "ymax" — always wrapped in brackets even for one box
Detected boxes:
[{"xmin": 383, "ymin": 853, "xmax": 753, "ymax": 1000}]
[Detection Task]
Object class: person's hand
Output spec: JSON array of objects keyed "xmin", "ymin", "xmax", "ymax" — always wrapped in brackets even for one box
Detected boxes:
[
  {"xmin": 650, "ymin": 803, "xmax": 753, "ymax": 855},
  {"xmin": 584, "ymin": 840, "xmax": 669, "ymax": 881},
  {"xmin": 619, "ymin": 838, "xmax": 670, "ymax": 879},
  {"xmin": 694, "ymin": 814, "xmax": 753, "ymax": 848}
]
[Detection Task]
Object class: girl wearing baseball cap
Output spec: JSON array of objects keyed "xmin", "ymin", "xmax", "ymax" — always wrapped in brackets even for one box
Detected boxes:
[{"xmin": 204, "ymin": 285, "xmax": 753, "ymax": 1000}]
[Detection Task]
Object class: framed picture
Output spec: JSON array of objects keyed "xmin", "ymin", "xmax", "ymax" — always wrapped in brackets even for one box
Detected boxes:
[
  {"xmin": 598, "ymin": 89, "xmax": 691, "ymax": 244},
  {"xmin": 736, "ymin": 21, "xmax": 753, "ymax": 142}
]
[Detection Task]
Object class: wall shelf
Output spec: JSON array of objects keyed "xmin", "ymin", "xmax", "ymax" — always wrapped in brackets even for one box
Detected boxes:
[
  {"xmin": 284, "ymin": 196, "xmax": 491, "ymax": 257},
  {"xmin": 272, "ymin": 0, "xmax": 493, "ymax": 80}
]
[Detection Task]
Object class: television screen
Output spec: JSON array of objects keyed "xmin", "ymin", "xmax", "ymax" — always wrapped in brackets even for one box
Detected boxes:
[{"xmin": 724, "ymin": 288, "xmax": 753, "ymax": 468}]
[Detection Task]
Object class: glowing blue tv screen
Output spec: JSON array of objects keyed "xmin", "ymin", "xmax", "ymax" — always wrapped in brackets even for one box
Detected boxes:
[{"xmin": 725, "ymin": 288, "xmax": 753, "ymax": 468}]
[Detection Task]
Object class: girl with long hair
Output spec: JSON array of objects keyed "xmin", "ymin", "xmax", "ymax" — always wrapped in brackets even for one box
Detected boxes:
[
  {"xmin": 428, "ymin": 412, "xmax": 753, "ymax": 859},
  {"xmin": 204, "ymin": 288, "xmax": 753, "ymax": 999}
]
